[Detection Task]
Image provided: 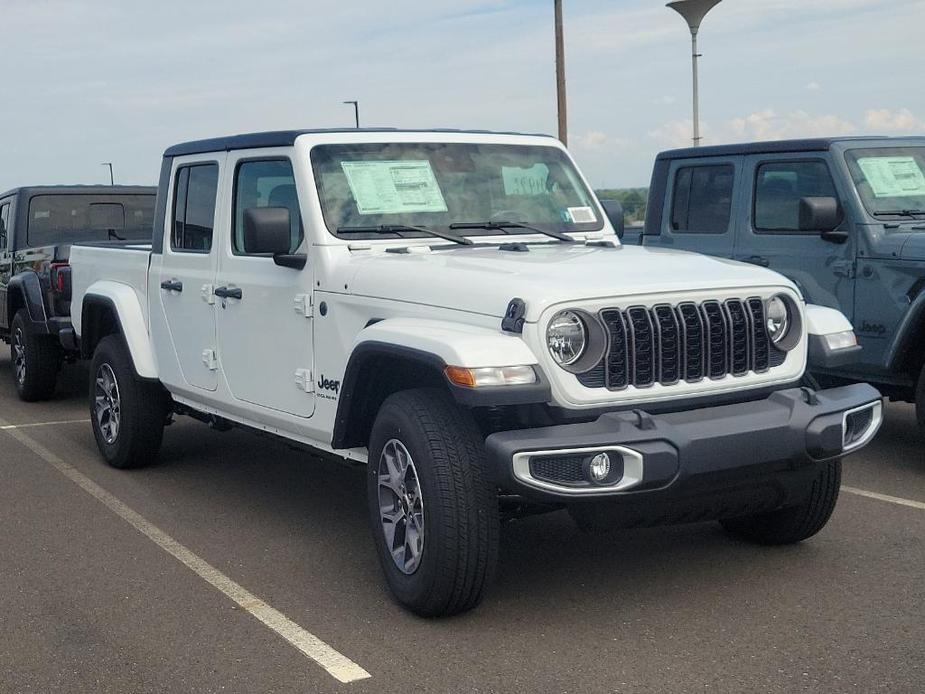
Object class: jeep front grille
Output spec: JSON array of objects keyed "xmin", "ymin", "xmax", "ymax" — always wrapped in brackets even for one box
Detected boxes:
[{"xmin": 577, "ymin": 298, "xmax": 785, "ymax": 390}]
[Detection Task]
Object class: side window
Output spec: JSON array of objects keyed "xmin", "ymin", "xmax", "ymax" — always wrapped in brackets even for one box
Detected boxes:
[
  {"xmin": 754, "ymin": 161, "xmax": 837, "ymax": 233},
  {"xmin": 172, "ymin": 163, "xmax": 218, "ymax": 252},
  {"xmin": 0, "ymin": 202, "xmax": 10, "ymax": 250},
  {"xmin": 233, "ymin": 159, "xmax": 303, "ymax": 254},
  {"xmin": 670, "ymin": 165, "xmax": 734, "ymax": 233}
]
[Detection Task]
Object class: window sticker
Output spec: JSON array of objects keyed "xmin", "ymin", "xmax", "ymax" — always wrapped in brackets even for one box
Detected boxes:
[
  {"xmin": 502, "ymin": 164, "xmax": 549, "ymax": 196},
  {"xmin": 857, "ymin": 156, "xmax": 925, "ymax": 198},
  {"xmin": 341, "ymin": 160, "xmax": 448, "ymax": 215},
  {"xmin": 567, "ymin": 206, "xmax": 596, "ymax": 224}
]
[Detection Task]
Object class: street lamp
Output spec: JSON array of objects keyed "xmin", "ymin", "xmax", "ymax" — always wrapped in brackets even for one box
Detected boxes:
[
  {"xmin": 101, "ymin": 162, "xmax": 114, "ymax": 185},
  {"xmin": 343, "ymin": 100, "xmax": 359, "ymax": 128},
  {"xmin": 667, "ymin": 0, "xmax": 722, "ymax": 146}
]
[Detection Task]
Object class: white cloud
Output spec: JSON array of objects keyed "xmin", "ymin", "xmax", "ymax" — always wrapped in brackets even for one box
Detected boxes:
[
  {"xmin": 863, "ymin": 108, "xmax": 925, "ymax": 133},
  {"xmin": 806, "ymin": 81, "xmax": 822, "ymax": 92},
  {"xmin": 723, "ymin": 109, "xmax": 856, "ymax": 142}
]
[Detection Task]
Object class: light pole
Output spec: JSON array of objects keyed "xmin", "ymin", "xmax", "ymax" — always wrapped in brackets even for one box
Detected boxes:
[
  {"xmin": 554, "ymin": 0, "xmax": 567, "ymax": 145},
  {"xmin": 101, "ymin": 162, "xmax": 114, "ymax": 185},
  {"xmin": 667, "ymin": 0, "xmax": 722, "ymax": 146},
  {"xmin": 343, "ymin": 100, "xmax": 359, "ymax": 128}
]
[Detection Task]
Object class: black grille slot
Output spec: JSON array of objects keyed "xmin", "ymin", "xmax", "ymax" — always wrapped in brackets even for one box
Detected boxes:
[
  {"xmin": 579, "ymin": 298, "xmax": 778, "ymax": 390},
  {"xmin": 701, "ymin": 301, "xmax": 728, "ymax": 379},
  {"xmin": 677, "ymin": 303, "xmax": 705, "ymax": 382},
  {"xmin": 747, "ymin": 298, "xmax": 770, "ymax": 372},
  {"xmin": 601, "ymin": 309, "xmax": 630, "ymax": 390},
  {"xmin": 530, "ymin": 455, "xmax": 586, "ymax": 485},
  {"xmin": 627, "ymin": 307, "xmax": 656, "ymax": 387},
  {"xmin": 725, "ymin": 300, "xmax": 751, "ymax": 376},
  {"xmin": 654, "ymin": 305, "xmax": 681, "ymax": 384}
]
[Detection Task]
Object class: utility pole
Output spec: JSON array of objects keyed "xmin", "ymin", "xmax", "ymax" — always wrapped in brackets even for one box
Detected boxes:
[
  {"xmin": 101, "ymin": 162, "xmax": 114, "ymax": 185},
  {"xmin": 554, "ymin": 0, "xmax": 567, "ymax": 145},
  {"xmin": 343, "ymin": 100, "xmax": 360, "ymax": 128}
]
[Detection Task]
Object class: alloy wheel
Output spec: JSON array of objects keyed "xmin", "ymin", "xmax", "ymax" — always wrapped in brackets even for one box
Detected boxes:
[
  {"xmin": 378, "ymin": 438, "xmax": 426, "ymax": 574},
  {"xmin": 94, "ymin": 363, "xmax": 121, "ymax": 444}
]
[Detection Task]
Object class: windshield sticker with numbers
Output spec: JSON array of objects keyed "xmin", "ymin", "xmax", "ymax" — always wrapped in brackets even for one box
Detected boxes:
[
  {"xmin": 857, "ymin": 156, "xmax": 925, "ymax": 198},
  {"xmin": 341, "ymin": 160, "xmax": 448, "ymax": 215}
]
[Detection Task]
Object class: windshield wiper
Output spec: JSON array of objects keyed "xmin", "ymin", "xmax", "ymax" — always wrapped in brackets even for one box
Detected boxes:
[
  {"xmin": 872, "ymin": 209, "xmax": 925, "ymax": 218},
  {"xmin": 337, "ymin": 224, "xmax": 472, "ymax": 246},
  {"xmin": 448, "ymin": 220, "xmax": 576, "ymax": 243}
]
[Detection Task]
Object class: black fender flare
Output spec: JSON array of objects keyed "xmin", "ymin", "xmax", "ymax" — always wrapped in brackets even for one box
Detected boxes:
[
  {"xmin": 331, "ymin": 341, "xmax": 550, "ymax": 450},
  {"xmin": 884, "ymin": 289, "xmax": 925, "ymax": 372},
  {"xmin": 7, "ymin": 272, "xmax": 49, "ymax": 333}
]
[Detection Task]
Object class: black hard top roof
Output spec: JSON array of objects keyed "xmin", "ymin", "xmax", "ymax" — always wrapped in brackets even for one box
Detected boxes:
[
  {"xmin": 0, "ymin": 184, "xmax": 156, "ymax": 198},
  {"xmin": 163, "ymin": 128, "xmax": 554, "ymax": 157},
  {"xmin": 656, "ymin": 136, "xmax": 925, "ymax": 161}
]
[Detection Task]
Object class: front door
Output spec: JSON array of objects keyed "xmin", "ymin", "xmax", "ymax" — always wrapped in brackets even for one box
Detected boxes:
[
  {"xmin": 735, "ymin": 155, "xmax": 856, "ymax": 317},
  {"xmin": 0, "ymin": 199, "xmax": 11, "ymax": 330},
  {"xmin": 158, "ymin": 157, "xmax": 224, "ymax": 391},
  {"xmin": 215, "ymin": 153, "xmax": 315, "ymax": 418}
]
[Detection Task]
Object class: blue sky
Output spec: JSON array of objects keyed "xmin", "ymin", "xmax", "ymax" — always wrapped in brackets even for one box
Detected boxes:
[{"xmin": 3, "ymin": 0, "xmax": 923, "ymax": 191}]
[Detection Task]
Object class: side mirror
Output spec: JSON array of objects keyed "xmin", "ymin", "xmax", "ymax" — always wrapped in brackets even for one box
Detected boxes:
[
  {"xmin": 244, "ymin": 207, "xmax": 292, "ymax": 255},
  {"xmin": 600, "ymin": 200, "xmax": 625, "ymax": 239},
  {"xmin": 799, "ymin": 196, "xmax": 842, "ymax": 233}
]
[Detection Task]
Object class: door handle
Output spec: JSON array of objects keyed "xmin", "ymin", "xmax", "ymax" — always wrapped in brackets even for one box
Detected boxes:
[
  {"xmin": 160, "ymin": 279, "xmax": 183, "ymax": 292},
  {"xmin": 214, "ymin": 286, "xmax": 243, "ymax": 300},
  {"xmin": 743, "ymin": 255, "xmax": 770, "ymax": 267}
]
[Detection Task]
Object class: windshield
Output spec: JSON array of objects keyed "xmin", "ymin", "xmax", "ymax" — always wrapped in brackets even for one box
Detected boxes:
[
  {"xmin": 27, "ymin": 194, "xmax": 156, "ymax": 246},
  {"xmin": 310, "ymin": 142, "xmax": 603, "ymax": 240},
  {"xmin": 846, "ymin": 146, "xmax": 925, "ymax": 217}
]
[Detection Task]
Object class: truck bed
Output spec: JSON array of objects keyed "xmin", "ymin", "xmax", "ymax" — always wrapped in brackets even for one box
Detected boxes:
[{"xmin": 69, "ymin": 243, "xmax": 153, "ymax": 337}]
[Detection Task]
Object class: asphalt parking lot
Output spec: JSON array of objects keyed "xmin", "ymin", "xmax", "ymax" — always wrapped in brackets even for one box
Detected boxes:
[{"xmin": 0, "ymin": 352, "xmax": 922, "ymax": 694}]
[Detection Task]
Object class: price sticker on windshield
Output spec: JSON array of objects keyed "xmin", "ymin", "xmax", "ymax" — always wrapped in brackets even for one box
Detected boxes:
[
  {"xmin": 341, "ymin": 160, "xmax": 448, "ymax": 215},
  {"xmin": 857, "ymin": 156, "xmax": 925, "ymax": 198}
]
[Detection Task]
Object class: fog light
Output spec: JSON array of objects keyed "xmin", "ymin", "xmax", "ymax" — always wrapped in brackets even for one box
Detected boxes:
[{"xmin": 588, "ymin": 452, "xmax": 611, "ymax": 483}]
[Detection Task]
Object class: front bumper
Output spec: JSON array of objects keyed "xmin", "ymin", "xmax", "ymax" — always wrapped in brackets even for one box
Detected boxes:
[{"xmin": 485, "ymin": 384, "xmax": 882, "ymax": 503}]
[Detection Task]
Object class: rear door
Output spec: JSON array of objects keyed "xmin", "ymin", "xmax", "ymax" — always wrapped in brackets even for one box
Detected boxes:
[
  {"xmin": 157, "ymin": 156, "xmax": 224, "ymax": 391},
  {"xmin": 645, "ymin": 157, "xmax": 742, "ymax": 259},
  {"xmin": 0, "ymin": 198, "xmax": 12, "ymax": 329},
  {"xmin": 735, "ymin": 154, "xmax": 855, "ymax": 316}
]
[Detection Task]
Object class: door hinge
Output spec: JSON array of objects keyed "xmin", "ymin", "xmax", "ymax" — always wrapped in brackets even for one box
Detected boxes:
[
  {"xmin": 293, "ymin": 293, "xmax": 313, "ymax": 318},
  {"xmin": 201, "ymin": 284, "xmax": 215, "ymax": 305},
  {"xmin": 832, "ymin": 260, "xmax": 856, "ymax": 278},
  {"xmin": 201, "ymin": 349, "xmax": 218, "ymax": 371},
  {"xmin": 294, "ymin": 368, "xmax": 314, "ymax": 393}
]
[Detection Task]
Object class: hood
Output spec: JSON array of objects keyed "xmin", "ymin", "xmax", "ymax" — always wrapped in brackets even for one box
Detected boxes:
[
  {"xmin": 345, "ymin": 244, "xmax": 796, "ymax": 321},
  {"xmin": 901, "ymin": 233, "xmax": 925, "ymax": 260}
]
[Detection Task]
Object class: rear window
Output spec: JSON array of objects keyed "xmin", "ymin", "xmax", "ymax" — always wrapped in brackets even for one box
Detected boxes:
[
  {"xmin": 670, "ymin": 165, "xmax": 734, "ymax": 233},
  {"xmin": 26, "ymin": 194, "xmax": 156, "ymax": 247}
]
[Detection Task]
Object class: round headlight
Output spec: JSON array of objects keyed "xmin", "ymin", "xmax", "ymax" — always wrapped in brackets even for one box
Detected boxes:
[
  {"xmin": 765, "ymin": 295, "xmax": 791, "ymax": 345},
  {"xmin": 547, "ymin": 310, "xmax": 587, "ymax": 366}
]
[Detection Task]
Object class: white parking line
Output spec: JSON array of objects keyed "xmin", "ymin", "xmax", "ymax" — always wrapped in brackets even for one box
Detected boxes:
[
  {"xmin": 0, "ymin": 419, "xmax": 91, "ymax": 430},
  {"xmin": 0, "ymin": 417, "xmax": 371, "ymax": 684},
  {"xmin": 842, "ymin": 486, "xmax": 925, "ymax": 511}
]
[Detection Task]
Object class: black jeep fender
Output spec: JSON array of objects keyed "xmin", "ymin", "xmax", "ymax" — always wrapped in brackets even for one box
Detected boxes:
[
  {"xmin": 7, "ymin": 271, "xmax": 49, "ymax": 334},
  {"xmin": 331, "ymin": 341, "xmax": 550, "ymax": 450}
]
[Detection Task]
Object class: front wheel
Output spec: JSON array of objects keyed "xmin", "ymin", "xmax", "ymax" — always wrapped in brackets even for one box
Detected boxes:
[
  {"xmin": 89, "ymin": 335, "xmax": 168, "ymax": 469},
  {"xmin": 719, "ymin": 460, "xmax": 841, "ymax": 545},
  {"xmin": 367, "ymin": 388, "xmax": 499, "ymax": 617}
]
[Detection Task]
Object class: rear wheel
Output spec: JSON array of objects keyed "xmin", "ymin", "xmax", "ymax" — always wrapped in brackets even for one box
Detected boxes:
[
  {"xmin": 719, "ymin": 460, "xmax": 841, "ymax": 545},
  {"xmin": 89, "ymin": 335, "xmax": 168, "ymax": 469},
  {"xmin": 10, "ymin": 309, "xmax": 60, "ymax": 401},
  {"xmin": 367, "ymin": 388, "xmax": 499, "ymax": 617}
]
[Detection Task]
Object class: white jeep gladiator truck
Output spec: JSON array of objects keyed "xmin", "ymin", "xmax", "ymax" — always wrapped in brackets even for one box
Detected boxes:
[{"xmin": 69, "ymin": 129, "xmax": 882, "ymax": 616}]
